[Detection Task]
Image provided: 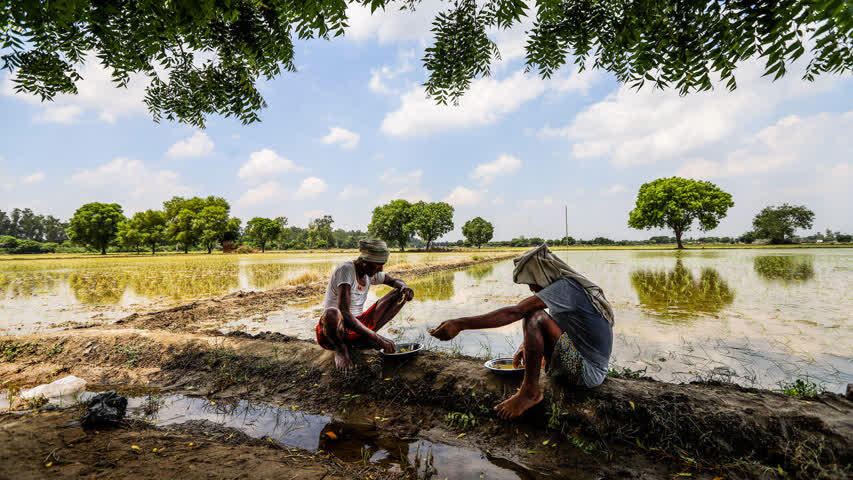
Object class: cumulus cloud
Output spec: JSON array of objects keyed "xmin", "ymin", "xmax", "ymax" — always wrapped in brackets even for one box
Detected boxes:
[
  {"xmin": 540, "ymin": 61, "xmax": 846, "ymax": 167},
  {"xmin": 238, "ymin": 182, "xmax": 285, "ymax": 207},
  {"xmin": 3, "ymin": 57, "xmax": 147, "ymax": 124},
  {"xmin": 22, "ymin": 172, "xmax": 45, "ymax": 184},
  {"xmin": 380, "ymin": 168, "xmax": 423, "ymax": 185},
  {"xmin": 677, "ymin": 112, "xmax": 853, "ymax": 179},
  {"xmin": 381, "ymin": 67, "xmax": 597, "ymax": 137},
  {"xmin": 339, "ymin": 185, "xmax": 368, "ymax": 200},
  {"xmin": 67, "ymin": 158, "xmax": 193, "ymax": 211},
  {"xmin": 238, "ymin": 149, "xmax": 301, "ymax": 182},
  {"xmin": 345, "ymin": 1, "xmax": 442, "ymax": 44},
  {"xmin": 368, "ymin": 49, "xmax": 415, "ymax": 95},
  {"xmin": 295, "ymin": 177, "xmax": 328, "ymax": 199},
  {"xmin": 472, "ymin": 155, "xmax": 522, "ymax": 185},
  {"xmin": 321, "ymin": 127, "xmax": 360, "ymax": 150},
  {"xmin": 444, "ymin": 186, "xmax": 484, "ymax": 207},
  {"xmin": 166, "ymin": 132, "xmax": 215, "ymax": 158}
]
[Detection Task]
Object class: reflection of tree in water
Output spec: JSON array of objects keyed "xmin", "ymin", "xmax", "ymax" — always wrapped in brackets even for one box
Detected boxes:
[
  {"xmin": 245, "ymin": 262, "xmax": 333, "ymax": 289},
  {"xmin": 410, "ymin": 273, "xmax": 455, "ymax": 301},
  {"xmin": 68, "ymin": 272, "xmax": 129, "ymax": 304},
  {"xmin": 0, "ymin": 272, "xmax": 64, "ymax": 298},
  {"xmin": 753, "ymin": 256, "xmax": 815, "ymax": 282},
  {"xmin": 465, "ymin": 263, "xmax": 494, "ymax": 281},
  {"xmin": 630, "ymin": 259, "xmax": 735, "ymax": 319}
]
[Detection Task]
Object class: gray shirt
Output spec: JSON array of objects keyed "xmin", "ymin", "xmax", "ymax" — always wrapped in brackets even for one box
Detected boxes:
[{"xmin": 536, "ymin": 277, "xmax": 612, "ymax": 387}]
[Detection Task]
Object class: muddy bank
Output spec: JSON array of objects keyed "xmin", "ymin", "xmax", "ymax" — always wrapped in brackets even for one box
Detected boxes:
[
  {"xmin": 109, "ymin": 253, "xmax": 515, "ymax": 333},
  {"xmin": 2, "ymin": 330, "xmax": 851, "ymax": 479}
]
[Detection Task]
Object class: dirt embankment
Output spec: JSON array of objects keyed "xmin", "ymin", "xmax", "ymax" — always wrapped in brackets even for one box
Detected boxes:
[
  {"xmin": 2, "ymin": 330, "xmax": 851, "ymax": 479},
  {"xmin": 109, "ymin": 253, "xmax": 516, "ymax": 333}
]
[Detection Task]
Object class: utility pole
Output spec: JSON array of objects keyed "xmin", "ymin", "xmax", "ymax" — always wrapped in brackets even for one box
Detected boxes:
[{"xmin": 565, "ymin": 205, "xmax": 569, "ymax": 250}]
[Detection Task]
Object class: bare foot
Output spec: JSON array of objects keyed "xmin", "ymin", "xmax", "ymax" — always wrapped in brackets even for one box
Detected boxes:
[
  {"xmin": 494, "ymin": 389, "xmax": 544, "ymax": 419},
  {"xmin": 334, "ymin": 346, "xmax": 354, "ymax": 372}
]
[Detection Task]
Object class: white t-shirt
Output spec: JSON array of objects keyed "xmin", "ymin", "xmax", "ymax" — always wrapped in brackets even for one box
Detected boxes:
[{"xmin": 322, "ymin": 261, "xmax": 386, "ymax": 316}]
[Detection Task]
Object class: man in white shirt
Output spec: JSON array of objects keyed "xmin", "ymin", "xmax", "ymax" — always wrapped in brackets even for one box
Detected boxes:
[{"xmin": 315, "ymin": 239, "xmax": 414, "ymax": 371}]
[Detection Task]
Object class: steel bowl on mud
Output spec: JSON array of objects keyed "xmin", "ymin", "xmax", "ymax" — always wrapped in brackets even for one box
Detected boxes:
[
  {"xmin": 380, "ymin": 342, "xmax": 423, "ymax": 358},
  {"xmin": 484, "ymin": 357, "xmax": 524, "ymax": 375}
]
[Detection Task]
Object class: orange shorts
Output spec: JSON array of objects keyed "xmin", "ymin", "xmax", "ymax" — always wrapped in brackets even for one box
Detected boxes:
[{"xmin": 315, "ymin": 303, "xmax": 378, "ymax": 351}]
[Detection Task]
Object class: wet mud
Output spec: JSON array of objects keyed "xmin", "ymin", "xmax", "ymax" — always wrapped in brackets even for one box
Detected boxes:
[{"xmin": 2, "ymin": 329, "xmax": 851, "ymax": 479}]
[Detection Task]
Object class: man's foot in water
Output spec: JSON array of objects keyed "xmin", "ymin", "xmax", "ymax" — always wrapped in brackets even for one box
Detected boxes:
[{"xmin": 494, "ymin": 389, "xmax": 544, "ymax": 419}]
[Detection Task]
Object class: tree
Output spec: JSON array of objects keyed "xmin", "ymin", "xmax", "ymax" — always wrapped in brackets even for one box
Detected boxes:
[
  {"xmin": 628, "ymin": 177, "xmax": 734, "ymax": 249},
  {"xmin": 67, "ymin": 202, "xmax": 124, "ymax": 254},
  {"xmin": 134, "ymin": 210, "xmax": 167, "ymax": 255},
  {"xmin": 245, "ymin": 217, "xmax": 282, "ymax": 252},
  {"xmin": 462, "ymin": 217, "xmax": 494, "ymax": 248},
  {"xmin": 409, "ymin": 201, "xmax": 454, "ymax": 251},
  {"xmin": 116, "ymin": 219, "xmax": 143, "ymax": 254},
  {"xmin": 167, "ymin": 209, "xmax": 198, "ymax": 253},
  {"xmin": 7, "ymin": 2, "xmax": 852, "ymax": 128},
  {"xmin": 163, "ymin": 196, "xmax": 231, "ymax": 252},
  {"xmin": 195, "ymin": 205, "xmax": 229, "ymax": 254},
  {"xmin": 752, "ymin": 204, "xmax": 815, "ymax": 244},
  {"xmin": 369, "ymin": 200, "xmax": 414, "ymax": 252},
  {"xmin": 308, "ymin": 215, "xmax": 335, "ymax": 248}
]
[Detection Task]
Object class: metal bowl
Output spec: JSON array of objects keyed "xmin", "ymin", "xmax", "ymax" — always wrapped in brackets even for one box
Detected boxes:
[
  {"xmin": 484, "ymin": 357, "xmax": 524, "ymax": 375},
  {"xmin": 380, "ymin": 342, "xmax": 423, "ymax": 358}
]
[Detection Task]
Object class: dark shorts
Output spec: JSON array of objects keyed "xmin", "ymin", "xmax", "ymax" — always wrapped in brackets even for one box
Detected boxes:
[
  {"xmin": 548, "ymin": 332, "xmax": 585, "ymax": 384},
  {"xmin": 315, "ymin": 303, "xmax": 378, "ymax": 351}
]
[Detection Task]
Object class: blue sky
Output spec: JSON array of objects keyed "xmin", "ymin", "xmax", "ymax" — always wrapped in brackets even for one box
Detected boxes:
[{"xmin": 1, "ymin": 3, "xmax": 852, "ymax": 241}]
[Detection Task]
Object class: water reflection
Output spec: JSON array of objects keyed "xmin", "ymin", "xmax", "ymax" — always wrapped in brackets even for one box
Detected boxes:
[
  {"xmin": 753, "ymin": 256, "xmax": 815, "ymax": 282},
  {"xmin": 630, "ymin": 259, "xmax": 735, "ymax": 320},
  {"xmin": 69, "ymin": 272, "xmax": 128, "ymax": 304},
  {"xmin": 465, "ymin": 263, "xmax": 494, "ymax": 281},
  {"xmin": 410, "ymin": 273, "xmax": 455, "ymax": 301},
  {"xmin": 0, "ymin": 272, "xmax": 63, "ymax": 298}
]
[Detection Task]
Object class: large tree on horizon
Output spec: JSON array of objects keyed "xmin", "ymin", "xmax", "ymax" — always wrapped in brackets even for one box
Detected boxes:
[
  {"xmin": 4, "ymin": 1, "xmax": 853, "ymax": 127},
  {"xmin": 751, "ymin": 204, "xmax": 815, "ymax": 244},
  {"xmin": 66, "ymin": 202, "xmax": 125, "ymax": 255},
  {"xmin": 628, "ymin": 177, "xmax": 734, "ymax": 249}
]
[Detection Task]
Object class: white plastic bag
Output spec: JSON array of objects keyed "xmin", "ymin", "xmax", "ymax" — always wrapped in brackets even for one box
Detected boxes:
[{"xmin": 21, "ymin": 375, "xmax": 87, "ymax": 400}]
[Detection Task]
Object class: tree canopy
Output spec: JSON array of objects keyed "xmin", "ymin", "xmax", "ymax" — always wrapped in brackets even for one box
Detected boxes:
[
  {"xmin": 5, "ymin": 1, "xmax": 853, "ymax": 127},
  {"xmin": 408, "ymin": 201, "xmax": 454, "ymax": 250},
  {"xmin": 628, "ymin": 177, "xmax": 734, "ymax": 249},
  {"xmin": 369, "ymin": 199, "xmax": 414, "ymax": 252},
  {"xmin": 66, "ymin": 202, "xmax": 125, "ymax": 254},
  {"xmin": 462, "ymin": 216, "xmax": 494, "ymax": 248},
  {"xmin": 751, "ymin": 204, "xmax": 815, "ymax": 244},
  {"xmin": 245, "ymin": 217, "xmax": 283, "ymax": 252}
]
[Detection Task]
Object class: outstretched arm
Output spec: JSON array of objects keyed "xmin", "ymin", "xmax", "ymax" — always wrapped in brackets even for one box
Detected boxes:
[{"xmin": 430, "ymin": 295, "xmax": 546, "ymax": 340}]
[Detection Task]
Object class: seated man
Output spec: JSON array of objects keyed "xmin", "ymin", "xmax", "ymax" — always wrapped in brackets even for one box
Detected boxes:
[
  {"xmin": 430, "ymin": 245, "xmax": 614, "ymax": 419},
  {"xmin": 316, "ymin": 239, "xmax": 414, "ymax": 371}
]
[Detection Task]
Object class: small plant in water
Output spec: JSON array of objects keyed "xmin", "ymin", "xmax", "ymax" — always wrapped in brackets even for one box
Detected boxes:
[
  {"xmin": 778, "ymin": 377, "xmax": 824, "ymax": 399},
  {"xmin": 21, "ymin": 394, "xmax": 49, "ymax": 410}
]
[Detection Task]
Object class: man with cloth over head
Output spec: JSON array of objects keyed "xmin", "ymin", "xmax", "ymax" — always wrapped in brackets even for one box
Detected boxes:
[
  {"xmin": 429, "ymin": 244, "xmax": 614, "ymax": 418},
  {"xmin": 316, "ymin": 239, "xmax": 415, "ymax": 371}
]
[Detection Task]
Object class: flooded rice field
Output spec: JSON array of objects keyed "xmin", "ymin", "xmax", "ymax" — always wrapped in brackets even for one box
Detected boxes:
[{"xmin": 2, "ymin": 248, "xmax": 851, "ymax": 393}]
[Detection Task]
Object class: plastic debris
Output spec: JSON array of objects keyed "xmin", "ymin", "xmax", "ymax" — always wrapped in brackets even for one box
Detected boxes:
[
  {"xmin": 81, "ymin": 391, "xmax": 128, "ymax": 429},
  {"xmin": 21, "ymin": 375, "xmax": 86, "ymax": 401}
]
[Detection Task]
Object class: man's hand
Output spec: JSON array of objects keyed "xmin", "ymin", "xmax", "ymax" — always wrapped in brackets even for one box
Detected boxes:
[
  {"xmin": 373, "ymin": 334, "xmax": 396, "ymax": 353},
  {"xmin": 428, "ymin": 319, "xmax": 461, "ymax": 341},
  {"xmin": 401, "ymin": 285, "xmax": 414, "ymax": 301},
  {"xmin": 512, "ymin": 345, "xmax": 525, "ymax": 369}
]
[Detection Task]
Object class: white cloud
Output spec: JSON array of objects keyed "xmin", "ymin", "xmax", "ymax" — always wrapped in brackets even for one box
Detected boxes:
[
  {"xmin": 381, "ymin": 67, "xmax": 597, "ymax": 137},
  {"xmin": 677, "ymin": 112, "xmax": 853, "ymax": 179},
  {"xmin": 166, "ymin": 132, "xmax": 215, "ymax": 158},
  {"xmin": 238, "ymin": 182, "xmax": 285, "ymax": 207},
  {"xmin": 472, "ymin": 154, "xmax": 522, "ymax": 185},
  {"xmin": 339, "ymin": 185, "xmax": 368, "ymax": 200},
  {"xmin": 22, "ymin": 172, "xmax": 45, "ymax": 184},
  {"xmin": 368, "ymin": 49, "xmax": 415, "ymax": 95},
  {"xmin": 345, "ymin": 2, "xmax": 442, "ymax": 44},
  {"xmin": 3, "ymin": 57, "xmax": 147, "ymax": 124},
  {"xmin": 321, "ymin": 127, "xmax": 360, "ymax": 150},
  {"xmin": 67, "ymin": 158, "xmax": 192, "ymax": 211},
  {"xmin": 541, "ymin": 61, "xmax": 846, "ymax": 167},
  {"xmin": 238, "ymin": 149, "xmax": 301, "ymax": 182},
  {"xmin": 601, "ymin": 184, "xmax": 628, "ymax": 195},
  {"xmin": 444, "ymin": 186, "xmax": 484, "ymax": 207},
  {"xmin": 380, "ymin": 168, "xmax": 423, "ymax": 185},
  {"xmin": 295, "ymin": 177, "xmax": 328, "ymax": 199}
]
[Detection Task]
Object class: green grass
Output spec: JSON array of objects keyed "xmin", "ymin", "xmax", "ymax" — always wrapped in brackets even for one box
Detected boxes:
[{"xmin": 778, "ymin": 377, "xmax": 824, "ymax": 398}]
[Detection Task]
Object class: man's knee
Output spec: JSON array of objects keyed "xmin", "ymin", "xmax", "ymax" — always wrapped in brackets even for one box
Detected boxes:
[{"xmin": 321, "ymin": 308, "xmax": 343, "ymax": 328}]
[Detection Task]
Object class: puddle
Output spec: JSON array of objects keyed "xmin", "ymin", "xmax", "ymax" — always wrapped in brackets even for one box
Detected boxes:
[{"xmin": 124, "ymin": 393, "xmax": 547, "ymax": 479}]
